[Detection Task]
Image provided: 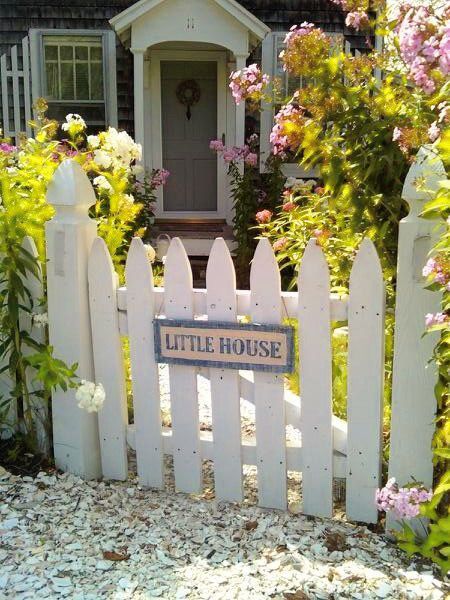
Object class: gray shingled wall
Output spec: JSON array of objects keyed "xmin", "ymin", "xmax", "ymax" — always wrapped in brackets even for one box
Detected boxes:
[{"xmin": 0, "ymin": 0, "xmax": 368, "ymax": 137}]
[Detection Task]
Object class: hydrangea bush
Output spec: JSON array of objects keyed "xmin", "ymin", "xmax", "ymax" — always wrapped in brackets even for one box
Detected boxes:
[{"xmin": 0, "ymin": 103, "xmax": 166, "ymax": 446}]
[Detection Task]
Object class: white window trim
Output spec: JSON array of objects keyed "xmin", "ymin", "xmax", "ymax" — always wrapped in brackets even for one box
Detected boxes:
[
  {"xmin": 260, "ymin": 31, "xmax": 342, "ymax": 177},
  {"xmin": 29, "ymin": 29, "xmax": 118, "ymax": 128}
]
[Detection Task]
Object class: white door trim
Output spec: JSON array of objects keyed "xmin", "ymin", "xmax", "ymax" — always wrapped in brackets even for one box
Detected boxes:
[{"xmin": 148, "ymin": 49, "xmax": 229, "ymax": 220}]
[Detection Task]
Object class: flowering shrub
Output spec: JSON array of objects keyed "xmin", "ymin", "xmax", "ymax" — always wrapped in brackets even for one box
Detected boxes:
[
  {"xmin": 280, "ymin": 24, "xmax": 331, "ymax": 77},
  {"xmin": 210, "ymin": 135, "xmax": 285, "ymax": 283},
  {"xmin": 0, "ymin": 102, "xmax": 162, "ymax": 450}
]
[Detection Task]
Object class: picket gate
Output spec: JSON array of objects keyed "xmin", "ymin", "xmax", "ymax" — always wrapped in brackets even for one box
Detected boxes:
[{"xmin": 88, "ymin": 231, "xmax": 386, "ymax": 521}]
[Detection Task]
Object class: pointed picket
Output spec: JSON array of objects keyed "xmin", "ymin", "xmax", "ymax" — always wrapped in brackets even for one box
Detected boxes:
[
  {"xmin": 298, "ymin": 239, "xmax": 333, "ymax": 517},
  {"xmin": 165, "ymin": 238, "xmax": 201, "ymax": 493},
  {"xmin": 206, "ymin": 238, "xmax": 243, "ymax": 502},
  {"xmin": 250, "ymin": 238, "xmax": 286, "ymax": 509},
  {"xmin": 346, "ymin": 239, "xmax": 385, "ymax": 522},
  {"xmin": 88, "ymin": 237, "xmax": 128, "ymax": 480},
  {"xmin": 126, "ymin": 238, "xmax": 163, "ymax": 488}
]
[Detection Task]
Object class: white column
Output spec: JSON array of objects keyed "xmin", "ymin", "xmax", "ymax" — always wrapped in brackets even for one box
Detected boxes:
[
  {"xmin": 234, "ymin": 53, "xmax": 248, "ymax": 147},
  {"xmin": 388, "ymin": 146, "xmax": 446, "ymax": 530},
  {"xmin": 46, "ymin": 160, "xmax": 101, "ymax": 479},
  {"xmin": 131, "ymin": 48, "xmax": 146, "ymax": 162}
]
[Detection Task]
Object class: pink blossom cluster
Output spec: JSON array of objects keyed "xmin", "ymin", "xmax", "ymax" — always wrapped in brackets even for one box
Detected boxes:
[
  {"xmin": 345, "ymin": 11, "xmax": 369, "ymax": 31},
  {"xmin": 375, "ymin": 478, "xmax": 432, "ymax": 519},
  {"xmin": 423, "ymin": 256, "xmax": 450, "ymax": 290},
  {"xmin": 397, "ymin": 5, "xmax": 450, "ymax": 94},
  {"xmin": 151, "ymin": 168, "xmax": 170, "ymax": 188},
  {"xmin": 229, "ymin": 64, "xmax": 269, "ymax": 105},
  {"xmin": 0, "ymin": 143, "xmax": 16, "ymax": 153},
  {"xmin": 270, "ymin": 101, "xmax": 307, "ymax": 156},
  {"xmin": 273, "ymin": 237, "xmax": 288, "ymax": 252},
  {"xmin": 209, "ymin": 139, "xmax": 258, "ymax": 167},
  {"xmin": 284, "ymin": 22, "xmax": 316, "ymax": 47},
  {"xmin": 425, "ymin": 312, "xmax": 449, "ymax": 328},
  {"xmin": 255, "ymin": 209, "xmax": 272, "ymax": 224},
  {"xmin": 428, "ymin": 102, "xmax": 450, "ymax": 142}
]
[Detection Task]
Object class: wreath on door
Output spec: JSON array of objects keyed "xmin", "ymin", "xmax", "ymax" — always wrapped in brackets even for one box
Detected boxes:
[{"xmin": 176, "ymin": 79, "xmax": 201, "ymax": 120}]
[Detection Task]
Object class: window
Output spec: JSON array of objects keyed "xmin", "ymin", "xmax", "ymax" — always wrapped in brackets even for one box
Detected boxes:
[
  {"xmin": 260, "ymin": 31, "xmax": 343, "ymax": 175},
  {"xmin": 29, "ymin": 30, "xmax": 117, "ymax": 132}
]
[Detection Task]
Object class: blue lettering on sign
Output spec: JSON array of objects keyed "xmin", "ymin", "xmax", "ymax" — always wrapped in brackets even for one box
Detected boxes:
[{"xmin": 155, "ymin": 319, "xmax": 295, "ymax": 374}]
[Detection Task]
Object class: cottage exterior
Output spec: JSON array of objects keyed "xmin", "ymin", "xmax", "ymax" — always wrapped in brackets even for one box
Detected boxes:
[{"xmin": 0, "ymin": 0, "xmax": 367, "ymax": 254}]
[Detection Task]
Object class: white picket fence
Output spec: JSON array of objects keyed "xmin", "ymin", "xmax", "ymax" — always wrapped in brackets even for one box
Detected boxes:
[
  {"xmin": 2, "ymin": 147, "xmax": 444, "ymax": 527},
  {"xmin": 0, "ymin": 37, "xmax": 32, "ymax": 142},
  {"xmin": 84, "ymin": 207, "xmax": 385, "ymax": 523}
]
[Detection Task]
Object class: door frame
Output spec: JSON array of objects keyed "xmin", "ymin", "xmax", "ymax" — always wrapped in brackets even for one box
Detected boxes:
[{"xmin": 148, "ymin": 49, "xmax": 229, "ymax": 220}]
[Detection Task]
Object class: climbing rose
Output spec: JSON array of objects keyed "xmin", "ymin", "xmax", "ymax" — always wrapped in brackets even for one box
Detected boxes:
[
  {"xmin": 76, "ymin": 380, "xmax": 105, "ymax": 413},
  {"xmin": 255, "ymin": 209, "xmax": 272, "ymax": 224},
  {"xmin": 229, "ymin": 63, "xmax": 269, "ymax": 105},
  {"xmin": 376, "ymin": 478, "xmax": 432, "ymax": 519}
]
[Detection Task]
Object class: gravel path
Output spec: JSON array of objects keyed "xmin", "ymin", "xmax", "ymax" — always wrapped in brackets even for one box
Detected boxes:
[{"xmin": 0, "ymin": 462, "xmax": 448, "ymax": 600}]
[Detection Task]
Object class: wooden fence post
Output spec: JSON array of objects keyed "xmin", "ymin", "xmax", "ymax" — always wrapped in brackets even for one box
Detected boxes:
[
  {"xmin": 388, "ymin": 146, "xmax": 446, "ymax": 528},
  {"xmin": 45, "ymin": 160, "xmax": 101, "ymax": 479}
]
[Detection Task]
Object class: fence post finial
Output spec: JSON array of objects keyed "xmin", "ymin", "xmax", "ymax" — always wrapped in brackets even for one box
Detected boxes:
[
  {"xmin": 45, "ymin": 159, "xmax": 101, "ymax": 479},
  {"xmin": 388, "ymin": 145, "xmax": 446, "ymax": 531}
]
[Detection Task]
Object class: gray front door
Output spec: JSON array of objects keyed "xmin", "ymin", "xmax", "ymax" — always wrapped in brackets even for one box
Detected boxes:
[{"xmin": 161, "ymin": 61, "xmax": 218, "ymax": 212}]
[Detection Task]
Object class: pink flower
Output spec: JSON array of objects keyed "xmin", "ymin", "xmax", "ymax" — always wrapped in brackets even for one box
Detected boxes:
[
  {"xmin": 273, "ymin": 237, "xmax": 288, "ymax": 252},
  {"xmin": 428, "ymin": 121, "xmax": 441, "ymax": 142},
  {"xmin": 345, "ymin": 11, "xmax": 369, "ymax": 31},
  {"xmin": 244, "ymin": 152, "xmax": 258, "ymax": 167},
  {"xmin": 255, "ymin": 210, "xmax": 272, "ymax": 224},
  {"xmin": 0, "ymin": 143, "xmax": 16, "ymax": 153},
  {"xmin": 210, "ymin": 139, "xmax": 224, "ymax": 152},
  {"xmin": 425, "ymin": 312, "xmax": 449, "ymax": 328},
  {"xmin": 151, "ymin": 168, "xmax": 170, "ymax": 188},
  {"xmin": 229, "ymin": 64, "xmax": 269, "ymax": 105},
  {"xmin": 282, "ymin": 201, "xmax": 296, "ymax": 212},
  {"xmin": 375, "ymin": 478, "xmax": 432, "ymax": 519}
]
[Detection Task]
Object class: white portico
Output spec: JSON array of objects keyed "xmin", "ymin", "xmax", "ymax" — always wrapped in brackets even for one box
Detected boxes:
[{"xmin": 110, "ymin": 0, "xmax": 269, "ymax": 227}]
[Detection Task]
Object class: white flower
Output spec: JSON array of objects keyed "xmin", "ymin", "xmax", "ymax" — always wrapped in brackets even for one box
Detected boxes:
[
  {"xmin": 124, "ymin": 193, "xmax": 135, "ymax": 204},
  {"xmin": 93, "ymin": 149, "xmax": 112, "ymax": 169},
  {"xmin": 32, "ymin": 312, "xmax": 48, "ymax": 328},
  {"xmin": 144, "ymin": 244, "xmax": 156, "ymax": 263},
  {"xmin": 61, "ymin": 113, "xmax": 86, "ymax": 133},
  {"xmin": 100, "ymin": 127, "xmax": 142, "ymax": 169},
  {"xmin": 131, "ymin": 164, "xmax": 144, "ymax": 176},
  {"xmin": 87, "ymin": 135, "xmax": 100, "ymax": 148},
  {"xmin": 93, "ymin": 175, "xmax": 113, "ymax": 192},
  {"xmin": 76, "ymin": 380, "xmax": 105, "ymax": 413}
]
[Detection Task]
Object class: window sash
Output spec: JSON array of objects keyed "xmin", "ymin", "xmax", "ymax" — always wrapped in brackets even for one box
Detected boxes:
[
  {"xmin": 29, "ymin": 29, "xmax": 118, "ymax": 129},
  {"xmin": 43, "ymin": 36, "xmax": 104, "ymax": 103}
]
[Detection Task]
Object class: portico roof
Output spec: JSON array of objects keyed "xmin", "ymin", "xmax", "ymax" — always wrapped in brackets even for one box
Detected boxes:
[{"xmin": 110, "ymin": 0, "xmax": 270, "ymax": 50}]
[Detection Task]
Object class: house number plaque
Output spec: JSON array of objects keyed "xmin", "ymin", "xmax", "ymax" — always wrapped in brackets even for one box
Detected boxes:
[{"xmin": 154, "ymin": 319, "xmax": 294, "ymax": 373}]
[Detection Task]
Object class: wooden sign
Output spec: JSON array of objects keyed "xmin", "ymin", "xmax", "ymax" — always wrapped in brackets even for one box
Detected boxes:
[{"xmin": 154, "ymin": 319, "xmax": 294, "ymax": 373}]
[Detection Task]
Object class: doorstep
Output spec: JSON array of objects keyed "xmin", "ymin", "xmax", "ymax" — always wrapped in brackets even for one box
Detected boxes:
[{"xmin": 150, "ymin": 219, "xmax": 236, "ymax": 258}]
